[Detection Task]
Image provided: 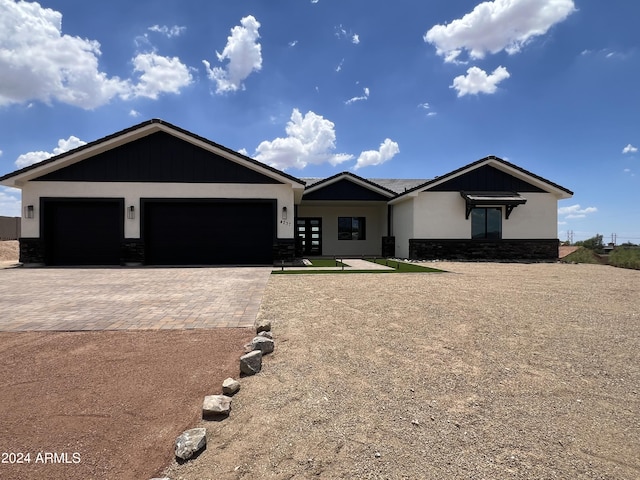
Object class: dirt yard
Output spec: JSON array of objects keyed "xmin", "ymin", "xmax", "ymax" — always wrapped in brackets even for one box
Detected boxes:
[
  {"xmin": 0, "ymin": 239, "xmax": 18, "ymax": 265},
  {"xmin": 1, "ymin": 259, "xmax": 638, "ymax": 479},
  {"xmin": 164, "ymin": 262, "xmax": 639, "ymax": 480}
]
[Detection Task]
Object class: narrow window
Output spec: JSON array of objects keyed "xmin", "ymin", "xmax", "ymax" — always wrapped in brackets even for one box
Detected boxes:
[
  {"xmin": 471, "ymin": 208, "xmax": 502, "ymax": 239},
  {"xmin": 338, "ymin": 217, "xmax": 366, "ymax": 240}
]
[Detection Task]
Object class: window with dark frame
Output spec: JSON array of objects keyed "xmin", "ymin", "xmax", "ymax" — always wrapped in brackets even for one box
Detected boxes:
[
  {"xmin": 338, "ymin": 217, "xmax": 366, "ymax": 240},
  {"xmin": 471, "ymin": 207, "xmax": 502, "ymax": 239}
]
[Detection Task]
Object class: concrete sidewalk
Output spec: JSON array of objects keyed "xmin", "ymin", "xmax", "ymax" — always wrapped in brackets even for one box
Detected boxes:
[{"xmin": 274, "ymin": 258, "xmax": 395, "ymax": 271}]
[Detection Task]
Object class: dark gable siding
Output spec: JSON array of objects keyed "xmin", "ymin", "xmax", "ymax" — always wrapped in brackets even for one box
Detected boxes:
[
  {"xmin": 304, "ymin": 179, "xmax": 389, "ymax": 201},
  {"xmin": 33, "ymin": 132, "xmax": 282, "ymax": 184},
  {"xmin": 429, "ymin": 165, "xmax": 545, "ymax": 192}
]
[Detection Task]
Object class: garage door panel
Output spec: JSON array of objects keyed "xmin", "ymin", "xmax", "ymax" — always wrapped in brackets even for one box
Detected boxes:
[
  {"xmin": 144, "ymin": 201, "xmax": 274, "ymax": 265},
  {"xmin": 44, "ymin": 200, "xmax": 123, "ymax": 266}
]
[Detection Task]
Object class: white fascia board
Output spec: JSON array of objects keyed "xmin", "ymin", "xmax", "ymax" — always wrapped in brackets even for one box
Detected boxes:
[
  {"xmin": 484, "ymin": 159, "xmax": 572, "ymax": 199},
  {"xmin": 166, "ymin": 127, "xmax": 306, "ymax": 188},
  {"xmin": 6, "ymin": 123, "xmax": 162, "ymax": 187},
  {"xmin": 388, "ymin": 190, "xmax": 419, "ymax": 205},
  {"xmin": 4, "ymin": 122, "xmax": 305, "ymax": 190},
  {"xmin": 304, "ymin": 174, "xmax": 394, "ymax": 198},
  {"xmin": 418, "ymin": 158, "xmax": 572, "ymax": 199}
]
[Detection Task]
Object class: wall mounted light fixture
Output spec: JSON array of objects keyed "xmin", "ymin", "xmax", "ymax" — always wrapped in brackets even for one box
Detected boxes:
[
  {"xmin": 127, "ymin": 205, "xmax": 135, "ymax": 219},
  {"xmin": 281, "ymin": 206, "xmax": 288, "ymax": 221},
  {"xmin": 25, "ymin": 205, "xmax": 34, "ymax": 219}
]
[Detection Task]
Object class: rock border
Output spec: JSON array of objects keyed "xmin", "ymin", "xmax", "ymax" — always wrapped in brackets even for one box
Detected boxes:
[{"xmin": 160, "ymin": 319, "xmax": 274, "ymax": 479}]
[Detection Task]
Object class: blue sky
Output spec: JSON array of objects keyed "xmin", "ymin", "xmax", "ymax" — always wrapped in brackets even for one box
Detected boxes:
[{"xmin": 0, "ymin": 0, "xmax": 638, "ymax": 243}]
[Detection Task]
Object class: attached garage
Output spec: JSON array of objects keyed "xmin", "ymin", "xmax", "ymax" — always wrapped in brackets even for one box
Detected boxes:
[
  {"xmin": 143, "ymin": 200, "xmax": 275, "ymax": 265},
  {"xmin": 42, "ymin": 199, "xmax": 123, "ymax": 266},
  {"xmin": 0, "ymin": 120, "xmax": 305, "ymax": 266}
]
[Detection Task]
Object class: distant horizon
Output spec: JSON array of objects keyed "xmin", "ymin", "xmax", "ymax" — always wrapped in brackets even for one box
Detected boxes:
[{"xmin": 1, "ymin": 0, "xmax": 638, "ymax": 243}]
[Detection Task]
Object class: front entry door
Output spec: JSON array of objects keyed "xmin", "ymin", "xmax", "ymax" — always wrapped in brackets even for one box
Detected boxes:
[{"xmin": 296, "ymin": 218, "xmax": 322, "ymax": 256}]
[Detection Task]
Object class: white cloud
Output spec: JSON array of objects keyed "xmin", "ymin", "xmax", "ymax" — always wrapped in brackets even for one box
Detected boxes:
[
  {"xmin": 335, "ymin": 58, "xmax": 345, "ymax": 72},
  {"xmin": 450, "ymin": 66, "xmax": 510, "ymax": 96},
  {"xmin": 345, "ymin": 87, "xmax": 370, "ymax": 105},
  {"xmin": 129, "ymin": 109, "xmax": 140, "ymax": 117},
  {"xmin": 130, "ymin": 53, "xmax": 193, "ymax": 99},
  {"xmin": 0, "ymin": 0, "xmax": 130, "ymax": 108},
  {"xmin": 15, "ymin": 136, "xmax": 86, "ymax": 168},
  {"xmin": 581, "ymin": 48, "xmax": 627, "ymax": 60},
  {"xmin": 203, "ymin": 15, "xmax": 262, "ymax": 94},
  {"xmin": 425, "ymin": 0, "xmax": 576, "ymax": 63},
  {"xmin": 335, "ymin": 25, "xmax": 360, "ymax": 45},
  {"xmin": 311, "ymin": 0, "xmax": 319, "ymax": 3},
  {"xmin": 252, "ymin": 109, "xmax": 353, "ymax": 170},
  {"xmin": 558, "ymin": 204, "xmax": 597, "ymax": 220},
  {"xmin": 0, "ymin": 149, "xmax": 3, "ymax": 157},
  {"xmin": 418, "ymin": 102, "xmax": 437, "ymax": 116},
  {"xmin": 622, "ymin": 144, "xmax": 638, "ymax": 154},
  {"xmin": 0, "ymin": 186, "xmax": 21, "ymax": 217},
  {"xmin": 289, "ymin": 40, "xmax": 298, "ymax": 47},
  {"xmin": 0, "ymin": 1, "xmax": 193, "ymax": 109},
  {"xmin": 354, "ymin": 139, "xmax": 400, "ymax": 170},
  {"xmin": 148, "ymin": 25, "xmax": 186, "ymax": 38}
]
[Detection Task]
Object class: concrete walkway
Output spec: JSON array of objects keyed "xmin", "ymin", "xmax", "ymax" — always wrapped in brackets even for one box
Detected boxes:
[
  {"xmin": 0, "ymin": 267, "xmax": 272, "ymax": 331},
  {"xmin": 274, "ymin": 258, "xmax": 395, "ymax": 271}
]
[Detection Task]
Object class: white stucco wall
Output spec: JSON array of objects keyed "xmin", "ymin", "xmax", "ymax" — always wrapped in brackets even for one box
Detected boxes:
[
  {"xmin": 413, "ymin": 192, "xmax": 470, "ymax": 239},
  {"xmin": 20, "ymin": 181, "xmax": 296, "ymax": 239},
  {"xmin": 502, "ymin": 193, "xmax": 558, "ymax": 238},
  {"xmin": 409, "ymin": 191, "xmax": 560, "ymax": 240},
  {"xmin": 297, "ymin": 203, "xmax": 387, "ymax": 256},
  {"xmin": 390, "ymin": 199, "xmax": 413, "ymax": 258}
]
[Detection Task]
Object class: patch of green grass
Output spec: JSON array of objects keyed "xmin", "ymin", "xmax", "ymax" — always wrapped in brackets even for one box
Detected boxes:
[
  {"xmin": 561, "ymin": 247, "xmax": 602, "ymax": 264},
  {"xmin": 364, "ymin": 258, "xmax": 443, "ymax": 272},
  {"xmin": 609, "ymin": 247, "xmax": 640, "ymax": 270},
  {"xmin": 272, "ymin": 258, "xmax": 444, "ymax": 274},
  {"xmin": 273, "ymin": 269, "xmax": 393, "ymax": 275}
]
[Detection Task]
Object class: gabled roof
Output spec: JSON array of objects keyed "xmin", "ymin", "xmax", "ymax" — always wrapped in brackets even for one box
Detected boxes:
[
  {"xmin": 389, "ymin": 156, "xmax": 573, "ymax": 204},
  {"xmin": 0, "ymin": 119, "xmax": 306, "ymax": 189},
  {"xmin": 302, "ymin": 171, "xmax": 397, "ymax": 199},
  {"xmin": 367, "ymin": 178, "xmax": 432, "ymax": 194}
]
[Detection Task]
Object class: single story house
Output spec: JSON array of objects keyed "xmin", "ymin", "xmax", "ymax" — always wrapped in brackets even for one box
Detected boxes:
[{"xmin": 0, "ymin": 119, "xmax": 573, "ymax": 266}]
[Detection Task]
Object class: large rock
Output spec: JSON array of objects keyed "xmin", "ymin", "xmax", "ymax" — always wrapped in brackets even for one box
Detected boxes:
[
  {"xmin": 240, "ymin": 350, "xmax": 262, "ymax": 375},
  {"xmin": 175, "ymin": 427, "xmax": 206, "ymax": 460},
  {"xmin": 255, "ymin": 319, "xmax": 271, "ymax": 333},
  {"xmin": 222, "ymin": 377, "xmax": 241, "ymax": 395},
  {"xmin": 249, "ymin": 336, "xmax": 275, "ymax": 355},
  {"xmin": 202, "ymin": 395, "xmax": 232, "ymax": 417}
]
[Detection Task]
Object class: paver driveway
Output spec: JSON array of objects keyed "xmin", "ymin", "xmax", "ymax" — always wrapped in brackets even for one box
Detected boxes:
[{"xmin": 0, "ymin": 266, "xmax": 272, "ymax": 331}]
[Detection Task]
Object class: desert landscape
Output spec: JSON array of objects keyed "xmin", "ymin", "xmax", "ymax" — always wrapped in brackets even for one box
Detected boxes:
[{"xmin": 0, "ymin": 243, "xmax": 638, "ymax": 479}]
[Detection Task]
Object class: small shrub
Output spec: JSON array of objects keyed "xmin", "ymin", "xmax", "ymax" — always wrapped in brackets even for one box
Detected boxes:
[{"xmin": 609, "ymin": 247, "xmax": 640, "ymax": 270}]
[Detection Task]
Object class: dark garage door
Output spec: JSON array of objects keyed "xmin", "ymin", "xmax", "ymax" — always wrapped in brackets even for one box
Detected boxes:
[
  {"xmin": 44, "ymin": 200, "xmax": 123, "ymax": 266},
  {"xmin": 144, "ymin": 200, "xmax": 275, "ymax": 265}
]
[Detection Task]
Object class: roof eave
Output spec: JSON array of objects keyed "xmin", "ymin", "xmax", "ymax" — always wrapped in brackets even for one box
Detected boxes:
[
  {"xmin": 303, "ymin": 171, "xmax": 396, "ymax": 198},
  {"xmin": 390, "ymin": 156, "xmax": 573, "ymax": 200},
  {"xmin": 0, "ymin": 119, "xmax": 306, "ymax": 188}
]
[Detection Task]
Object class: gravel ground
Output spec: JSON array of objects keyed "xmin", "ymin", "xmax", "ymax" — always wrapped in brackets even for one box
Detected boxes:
[
  {"xmin": 0, "ymin": 240, "xmax": 18, "ymax": 265},
  {"xmin": 164, "ymin": 262, "xmax": 640, "ymax": 480}
]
